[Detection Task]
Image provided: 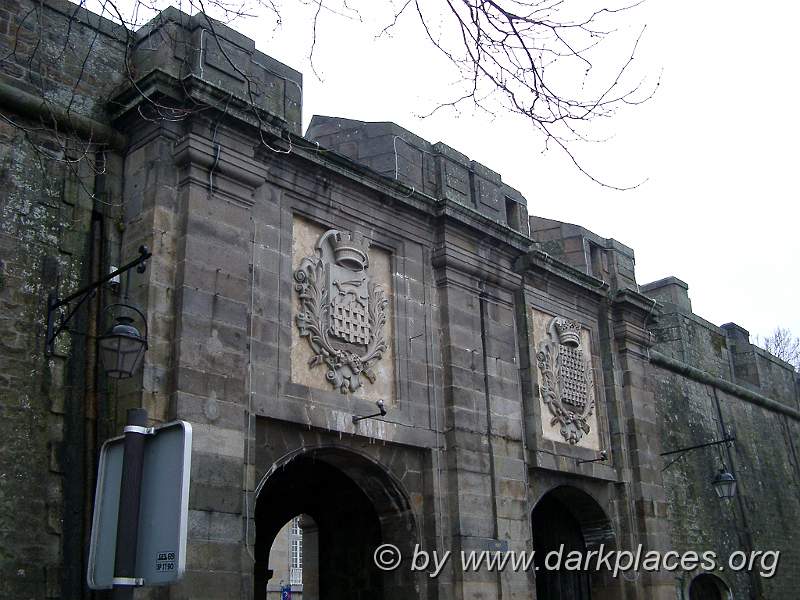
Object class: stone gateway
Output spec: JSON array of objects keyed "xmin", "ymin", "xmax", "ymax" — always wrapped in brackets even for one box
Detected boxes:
[{"xmin": 0, "ymin": 2, "xmax": 798, "ymax": 599}]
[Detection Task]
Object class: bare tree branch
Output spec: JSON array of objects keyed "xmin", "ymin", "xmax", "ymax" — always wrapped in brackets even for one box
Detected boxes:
[
  {"xmin": 756, "ymin": 327, "xmax": 800, "ymax": 372},
  {"xmin": 0, "ymin": 0, "xmax": 656, "ymax": 188}
]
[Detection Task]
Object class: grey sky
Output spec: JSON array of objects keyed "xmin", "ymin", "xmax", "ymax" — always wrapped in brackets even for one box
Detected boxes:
[{"xmin": 126, "ymin": 0, "xmax": 800, "ymax": 341}]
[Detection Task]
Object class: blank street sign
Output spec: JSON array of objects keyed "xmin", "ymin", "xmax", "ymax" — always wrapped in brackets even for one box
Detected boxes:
[{"xmin": 87, "ymin": 421, "xmax": 192, "ymax": 589}]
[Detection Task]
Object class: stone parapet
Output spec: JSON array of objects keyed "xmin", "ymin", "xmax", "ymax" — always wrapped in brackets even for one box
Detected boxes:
[
  {"xmin": 529, "ymin": 215, "xmax": 638, "ymax": 292},
  {"xmin": 305, "ymin": 116, "xmax": 530, "ymax": 235}
]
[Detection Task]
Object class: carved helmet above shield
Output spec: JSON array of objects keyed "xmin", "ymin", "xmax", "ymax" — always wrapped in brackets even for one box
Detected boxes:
[
  {"xmin": 536, "ymin": 316, "xmax": 596, "ymax": 444},
  {"xmin": 293, "ymin": 229, "xmax": 389, "ymax": 394}
]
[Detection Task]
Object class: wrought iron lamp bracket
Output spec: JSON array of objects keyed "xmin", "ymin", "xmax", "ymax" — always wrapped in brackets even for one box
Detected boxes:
[
  {"xmin": 45, "ymin": 245, "xmax": 151, "ymax": 356},
  {"xmin": 660, "ymin": 434, "xmax": 736, "ymax": 472},
  {"xmin": 576, "ymin": 450, "xmax": 608, "ymax": 465},
  {"xmin": 352, "ymin": 399, "xmax": 387, "ymax": 424}
]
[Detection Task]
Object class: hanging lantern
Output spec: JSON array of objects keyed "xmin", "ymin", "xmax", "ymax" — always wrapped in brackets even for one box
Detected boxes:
[
  {"xmin": 712, "ymin": 467, "xmax": 737, "ymax": 499},
  {"xmin": 98, "ymin": 311, "xmax": 148, "ymax": 379}
]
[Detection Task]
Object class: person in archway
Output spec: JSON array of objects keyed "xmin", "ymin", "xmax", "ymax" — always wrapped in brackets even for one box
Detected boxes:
[{"xmin": 280, "ymin": 582, "xmax": 292, "ymax": 600}]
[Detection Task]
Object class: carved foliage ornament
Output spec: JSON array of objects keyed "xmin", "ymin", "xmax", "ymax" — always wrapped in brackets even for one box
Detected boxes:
[
  {"xmin": 294, "ymin": 229, "xmax": 389, "ymax": 394},
  {"xmin": 536, "ymin": 317, "xmax": 595, "ymax": 444}
]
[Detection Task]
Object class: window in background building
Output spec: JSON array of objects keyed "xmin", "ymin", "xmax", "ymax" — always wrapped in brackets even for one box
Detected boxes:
[{"xmin": 290, "ymin": 517, "xmax": 303, "ymax": 586}]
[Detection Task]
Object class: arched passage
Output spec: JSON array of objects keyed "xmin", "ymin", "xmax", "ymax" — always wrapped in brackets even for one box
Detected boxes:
[
  {"xmin": 253, "ymin": 447, "xmax": 419, "ymax": 600},
  {"xmin": 689, "ymin": 573, "xmax": 730, "ymax": 600},
  {"xmin": 531, "ymin": 486, "xmax": 616, "ymax": 600}
]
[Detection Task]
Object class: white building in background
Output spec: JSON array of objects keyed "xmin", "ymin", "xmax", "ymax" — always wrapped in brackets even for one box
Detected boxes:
[{"xmin": 266, "ymin": 518, "xmax": 303, "ymax": 599}]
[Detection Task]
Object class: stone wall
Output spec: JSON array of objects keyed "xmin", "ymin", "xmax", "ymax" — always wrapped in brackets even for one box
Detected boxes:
[
  {"xmin": 0, "ymin": 115, "xmax": 100, "ymax": 600},
  {"xmin": 0, "ymin": 1, "xmax": 127, "ymax": 597},
  {"xmin": 642, "ymin": 277, "xmax": 800, "ymax": 600}
]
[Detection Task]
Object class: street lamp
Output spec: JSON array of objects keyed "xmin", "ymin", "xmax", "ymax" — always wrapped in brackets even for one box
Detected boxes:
[
  {"xmin": 712, "ymin": 467, "xmax": 737, "ymax": 500},
  {"xmin": 98, "ymin": 307, "xmax": 148, "ymax": 379},
  {"xmin": 660, "ymin": 434, "xmax": 738, "ymax": 499},
  {"xmin": 45, "ymin": 246, "xmax": 151, "ymax": 381}
]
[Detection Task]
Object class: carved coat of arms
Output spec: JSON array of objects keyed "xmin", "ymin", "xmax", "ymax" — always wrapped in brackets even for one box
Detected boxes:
[
  {"xmin": 293, "ymin": 229, "xmax": 389, "ymax": 394},
  {"xmin": 536, "ymin": 317, "xmax": 595, "ymax": 444}
]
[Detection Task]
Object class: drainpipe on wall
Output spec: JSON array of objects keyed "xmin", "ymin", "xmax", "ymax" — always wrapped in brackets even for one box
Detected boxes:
[
  {"xmin": 478, "ymin": 285, "xmax": 503, "ymax": 598},
  {"xmin": 711, "ymin": 387, "xmax": 762, "ymax": 600},
  {"xmin": 82, "ymin": 211, "xmax": 103, "ymax": 595}
]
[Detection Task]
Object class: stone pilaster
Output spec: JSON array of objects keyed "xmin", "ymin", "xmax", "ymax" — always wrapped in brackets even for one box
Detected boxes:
[
  {"xmin": 434, "ymin": 236, "xmax": 532, "ymax": 600},
  {"xmin": 608, "ymin": 289, "xmax": 672, "ymax": 600}
]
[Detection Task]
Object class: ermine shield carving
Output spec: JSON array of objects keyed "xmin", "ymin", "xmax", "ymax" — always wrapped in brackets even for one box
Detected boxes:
[
  {"xmin": 294, "ymin": 229, "xmax": 389, "ymax": 394},
  {"xmin": 536, "ymin": 317, "xmax": 595, "ymax": 444}
]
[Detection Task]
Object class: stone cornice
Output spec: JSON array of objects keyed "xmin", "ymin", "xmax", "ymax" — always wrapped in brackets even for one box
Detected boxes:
[
  {"xmin": 109, "ymin": 71, "xmax": 290, "ymax": 134},
  {"xmin": 430, "ymin": 244, "xmax": 523, "ymax": 291},
  {"xmin": 610, "ymin": 289, "xmax": 660, "ymax": 356},
  {"xmin": 651, "ymin": 350, "xmax": 800, "ymax": 421},
  {"xmin": 437, "ymin": 200, "xmax": 533, "ymax": 252},
  {"xmin": 172, "ymin": 133, "xmax": 266, "ymax": 191},
  {"xmin": 612, "ymin": 288, "xmax": 659, "ymax": 316},
  {"xmin": 111, "ymin": 72, "xmax": 539, "ymax": 253},
  {"xmin": 0, "ymin": 79, "xmax": 127, "ymax": 150},
  {"xmin": 515, "ymin": 249, "xmax": 610, "ymax": 297}
]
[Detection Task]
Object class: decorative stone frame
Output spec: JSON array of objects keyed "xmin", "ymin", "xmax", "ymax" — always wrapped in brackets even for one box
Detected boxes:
[
  {"xmin": 516, "ymin": 285, "xmax": 615, "ymax": 479},
  {"xmin": 282, "ymin": 206, "xmax": 410, "ymax": 421},
  {"xmin": 249, "ymin": 185, "xmax": 439, "ymax": 443}
]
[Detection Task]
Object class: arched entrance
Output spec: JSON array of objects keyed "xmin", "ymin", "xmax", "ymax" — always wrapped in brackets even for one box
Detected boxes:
[
  {"xmin": 253, "ymin": 447, "xmax": 419, "ymax": 600},
  {"xmin": 689, "ymin": 573, "xmax": 730, "ymax": 600},
  {"xmin": 531, "ymin": 486, "xmax": 616, "ymax": 600}
]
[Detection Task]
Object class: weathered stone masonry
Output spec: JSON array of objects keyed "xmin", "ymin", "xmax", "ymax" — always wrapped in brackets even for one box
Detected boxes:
[{"xmin": 0, "ymin": 1, "xmax": 798, "ymax": 599}]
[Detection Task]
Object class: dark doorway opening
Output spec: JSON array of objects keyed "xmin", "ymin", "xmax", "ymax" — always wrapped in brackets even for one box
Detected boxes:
[
  {"xmin": 254, "ymin": 448, "xmax": 418, "ymax": 600},
  {"xmin": 531, "ymin": 486, "xmax": 616, "ymax": 600},
  {"xmin": 533, "ymin": 493, "xmax": 592, "ymax": 600},
  {"xmin": 689, "ymin": 573, "xmax": 729, "ymax": 600}
]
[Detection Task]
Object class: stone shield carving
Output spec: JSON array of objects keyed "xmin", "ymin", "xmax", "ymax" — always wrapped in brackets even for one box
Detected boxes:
[
  {"xmin": 293, "ymin": 229, "xmax": 389, "ymax": 394},
  {"xmin": 536, "ymin": 317, "xmax": 595, "ymax": 444}
]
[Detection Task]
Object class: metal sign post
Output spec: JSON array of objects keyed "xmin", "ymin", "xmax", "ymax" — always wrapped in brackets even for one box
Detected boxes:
[
  {"xmin": 113, "ymin": 408, "xmax": 148, "ymax": 598},
  {"xmin": 87, "ymin": 410, "xmax": 192, "ymax": 592}
]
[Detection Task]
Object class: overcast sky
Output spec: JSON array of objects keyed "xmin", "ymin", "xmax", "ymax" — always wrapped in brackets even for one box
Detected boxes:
[{"xmin": 140, "ymin": 1, "xmax": 800, "ymax": 342}]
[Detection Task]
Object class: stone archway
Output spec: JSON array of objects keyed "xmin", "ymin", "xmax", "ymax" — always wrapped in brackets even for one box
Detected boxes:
[
  {"xmin": 689, "ymin": 573, "xmax": 731, "ymax": 600},
  {"xmin": 531, "ymin": 485, "xmax": 617, "ymax": 600},
  {"xmin": 253, "ymin": 447, "xmax": 419, "ymax": 600}
]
